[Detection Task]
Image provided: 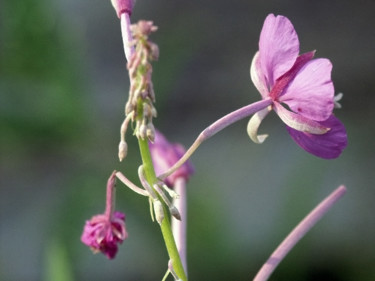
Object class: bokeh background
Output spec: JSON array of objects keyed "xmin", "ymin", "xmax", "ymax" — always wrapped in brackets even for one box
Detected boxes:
[{"xmin": 1, "ymin": 0, "xmax": 375, "ymax": 280}]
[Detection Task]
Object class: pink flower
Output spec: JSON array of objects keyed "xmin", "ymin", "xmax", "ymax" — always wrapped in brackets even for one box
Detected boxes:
[
  {"xmin": 81, "ymin": 172, "xmax": 128, "ymax": 259},
  {"xmin": 81, "ymin": 211, "xmax": 128, "ymax": 259},
  {"xmin": 249, "ymin": 14, "xmax": 347, "ymax": 159},
  {"xmin": 149, "ymin": 130, "xmax": 194, "ymax": 187}
]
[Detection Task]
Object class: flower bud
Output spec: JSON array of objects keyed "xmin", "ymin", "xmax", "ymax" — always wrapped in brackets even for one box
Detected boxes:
[
  {"xmin": 146, "ymin": 123, "xmax": 155, "ymax": 142},
  {"xmin": 169, "ymin": 206, "xmax": 181, "ymax": 221},
  {"xmin": 118, "ymin": 140, "xmax": 128, "ymax": 161},
  {"xmin": 153, "ymin": 200, "xmax": 164, "ymax": 225}
]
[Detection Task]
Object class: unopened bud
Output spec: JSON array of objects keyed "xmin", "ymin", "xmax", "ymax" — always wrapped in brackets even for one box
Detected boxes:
[
  {"xmin": 151, "ymin": 107, "xmax": 157, "ymax": 118},
  {"xmin": 169, "ymin": 206, "xmax": 181, "ymax": 221},
  {"xmin": 149, "ymin": 42, "xmax": 159, "ymax": 61},
  {"xmin": 118, "ymin": 141, "xmax": 128, "ymax": 161},
  {"xmin": 153, "ymin": 200, "xmax": 164, "ymax": 225},
  {"xmin": 125, "ymin": 101, "xmax": 134, "ymax": 115},
  {"xmin": 138, "ymin": 122, "xmax": 147, "ymax": 140},
  {"xmin": 146, "ymin": 123, "xmax": 155, "ymax": 142}
]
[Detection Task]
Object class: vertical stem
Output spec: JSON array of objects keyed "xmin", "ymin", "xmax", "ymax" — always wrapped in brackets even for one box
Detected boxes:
[
  {"xmin": 172, "ymin": 178, "xmax": 188, "ymax": 275},
  {"xmin": 138, "ymin": 137, "xmax": 187, "ymax": 281}
]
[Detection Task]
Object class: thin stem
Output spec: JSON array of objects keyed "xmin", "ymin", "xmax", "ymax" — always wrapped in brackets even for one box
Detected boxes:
[
  {"xmin": 115, "ymin": 171, "xmax": 149, "ymax": 196},
  {"xmin": 172, "ymin": 178, "xmax": 188, "ymax": 275},
  {"xmin": 104, "ymin": 171, "xmax": 117, "ymax": 219},
  {"xmin": 138, "ymin": 137, "xmax": 188, "ymax": 281},
  {"xmin": 253, "ymin": 185, "xmax": 347, "ymax": 281},
  {"xmin": 159, "ymin": 98, "xmax": 272, "ymax": 180},
  {"xmin": 120, "ymin": 13, "xmax": 135, "ymax": 62}
]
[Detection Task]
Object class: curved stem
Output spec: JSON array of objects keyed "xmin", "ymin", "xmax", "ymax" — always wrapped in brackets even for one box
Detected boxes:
[
  {"xmin": 159, "ymin": 98, "xmax": 272, "ymax": 180},
  {"xmin": 115, "ymin": 171, "xmax": 149, "ymax": 196},
  {"xmin": 253, "ymin": 185, "xmax": 347, "ymax": 281},
  {"xmin": 172, "ymin": 178, "xmax": 188, "ymax": 275},
  {"xmin": 138, "ymin": 137, "xmax": 187, "ymax": 281}
]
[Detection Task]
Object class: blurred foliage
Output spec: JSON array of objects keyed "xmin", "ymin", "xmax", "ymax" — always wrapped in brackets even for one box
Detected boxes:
[{"xmin": 0, "ymin": 0, "xmax": 86, "ymax": 153}]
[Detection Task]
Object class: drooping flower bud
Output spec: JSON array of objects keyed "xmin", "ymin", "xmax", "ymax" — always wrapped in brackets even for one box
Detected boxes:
[
  {"xmin": 118, "ymin": 140, "xmax": 128, "ymax": 161},
  {"xmin": 81, "ymin": 212, "xmax": 128, "ymax": 259}
]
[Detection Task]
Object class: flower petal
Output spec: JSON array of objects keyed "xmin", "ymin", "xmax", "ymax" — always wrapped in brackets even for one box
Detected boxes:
[
  {"xmin": 250, "ymin": 51, "xmax": 269, "ymax": 99},
  {"xmin": 247, "ymin": 106, "xmax": 271, "ymax": 143},
  {"xmin": 273, "ymin": 102, "xmax": 329, "ymax": 134},
  {"xmin": 259, "ymin": 14, "xmax": 300, "ymax": 88},
  {"xmin": 286, "ymin": 115, "xmax": 347, "ymax": 159},
  {"xmin": 279, "ymin": 58, "xmax": 334, "ymax": 121}
]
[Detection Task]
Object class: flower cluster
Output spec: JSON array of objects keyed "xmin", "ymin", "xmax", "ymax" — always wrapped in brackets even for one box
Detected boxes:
[{"xmin": 118, "ymin": 21, "xmax": 159, "ymax": 161}]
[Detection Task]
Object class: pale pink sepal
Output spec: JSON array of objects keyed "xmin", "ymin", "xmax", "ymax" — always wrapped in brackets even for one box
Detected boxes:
[{"xmin": 273, "ymin": 102, "xmax": 329, "ymax": 134}]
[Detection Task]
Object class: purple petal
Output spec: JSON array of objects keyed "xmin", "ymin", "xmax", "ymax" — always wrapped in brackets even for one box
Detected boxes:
[
  {"xmin": 250, "ymin": 51, "xmax": 269, "ymax": 99},
  {"xmin": 286, "ymin": 115, "xmax": 347, "ymax": 159},
  {"xmin": 259, "ymin": 14, "xmax": 300, "ymax": 88},
  {"xmin": 279, "ymin": 58, "xmax": 334, "ymax": 121}
]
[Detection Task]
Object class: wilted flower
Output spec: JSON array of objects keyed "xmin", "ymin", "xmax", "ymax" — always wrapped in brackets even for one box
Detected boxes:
[
  {"xmin": 149, "ymin": 130, "xmax": 194, "ymax": 187},
  {"xmin": 248, "ymin": 14, "xmax": 347, "ymax": 159},
  {"xmin": 81, "ymin": 172, "xmax": 128, "ymax": 259},
  {"xmin": 81, "ymin": 211, "xmax": 128, "ymax": 259}
]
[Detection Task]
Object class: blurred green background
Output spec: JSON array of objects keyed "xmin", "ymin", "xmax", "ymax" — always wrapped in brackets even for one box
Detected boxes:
[{"xmin": 1, "ymin": 0, "xmax": 375, "ymax": 280}]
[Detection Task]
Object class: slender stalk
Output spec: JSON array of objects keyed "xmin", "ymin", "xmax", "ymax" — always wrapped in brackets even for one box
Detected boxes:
[
  {"xmin": 115, "ymin": 171, "xmax": 149, "ymax": 196},
  {"xmin": 159, "ymin": 98, "xmax": 272, "ymax": 180},
  {"xmin": 172, "ymin": 178, "xmax": 188, "ymax": 274},
  {"xmin": 138, "ymin": 137, "xmax": 187, "ymax": 281},
  {"xmin": 253, "ymin": 185, "xmax": 347, "ymax": 281},
  {"xmin": 104, "ymin": 171, "xmax": 117, "ymax": 219},
  {"xmin": 120, "ymin": 13, "xmax": 135, "ymax": 62}
]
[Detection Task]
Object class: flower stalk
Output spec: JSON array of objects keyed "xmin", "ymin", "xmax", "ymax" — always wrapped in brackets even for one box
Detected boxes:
[
  {"xmin": 159, "ymin": 98, "xmax": 272, "ymax": 180},
  {"xmin": 138, "ymin": 137, "xmax": 188, "ymax": 281},
  {"xmin": 172, "ymin": 178, "xmax": 188, "ymax": 274},
  {"xmin": 253, "ymin": 185, "xmax": 347, "ymax": 281}
]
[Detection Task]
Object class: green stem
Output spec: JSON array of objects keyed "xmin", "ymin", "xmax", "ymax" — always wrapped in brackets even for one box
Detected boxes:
[{"xmin": 138, "ymin": 137, "xmax": 188, "ymax": 281}]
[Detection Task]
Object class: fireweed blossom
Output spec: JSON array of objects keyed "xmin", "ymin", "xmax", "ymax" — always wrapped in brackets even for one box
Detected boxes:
[
  {"xmin": 248, "ymin": 14, "xmax": 347, "ymax": 159},
  {"xmin": 81, "ymin": 172, "xmax": 128, "ymax": 259},
  {"xmin": 159, "ymin": 14, "xmax": 347, "ymax": 181}
]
